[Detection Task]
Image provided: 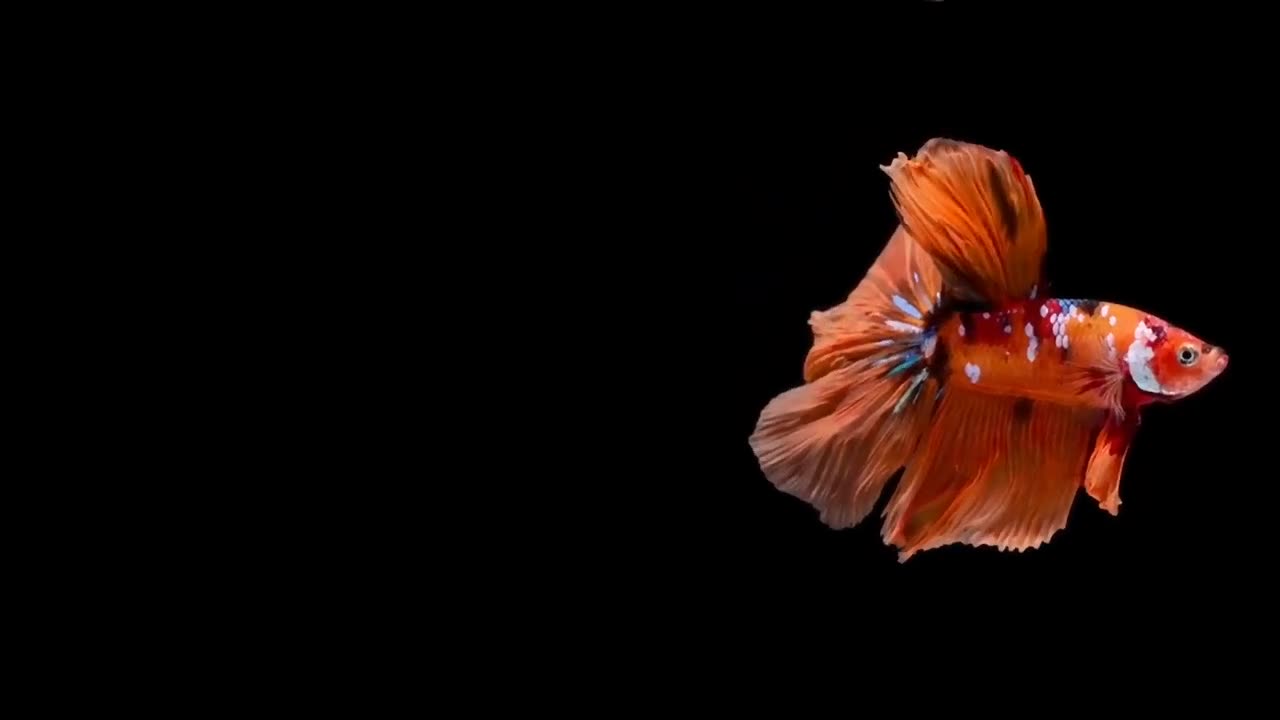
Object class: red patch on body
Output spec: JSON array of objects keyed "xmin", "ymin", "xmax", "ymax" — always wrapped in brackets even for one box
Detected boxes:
[{"xmin": 1033, "ymin": 299, "xmax": 1060, "ymax": 340}]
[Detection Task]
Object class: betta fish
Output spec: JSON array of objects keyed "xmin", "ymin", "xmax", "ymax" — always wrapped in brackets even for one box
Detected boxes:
[{"xmin": 748, "ymin": 138, "xmax": 1228, "ymax": 562}]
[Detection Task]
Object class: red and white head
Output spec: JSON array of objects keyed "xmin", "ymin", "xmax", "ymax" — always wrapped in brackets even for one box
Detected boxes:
[{"xmin": 1124, "ymin": 316, "xmax": 1228, "ymax": 399}]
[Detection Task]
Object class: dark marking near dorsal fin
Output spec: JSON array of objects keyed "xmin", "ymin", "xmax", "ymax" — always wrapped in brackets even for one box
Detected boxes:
[
  {"xmin": 988, "ymin": 162, "xmax": 1018, "ymax": 242},
  {"xmin": 1077, "ymin": 300, "xmax": 1099, "ymax": 315}
]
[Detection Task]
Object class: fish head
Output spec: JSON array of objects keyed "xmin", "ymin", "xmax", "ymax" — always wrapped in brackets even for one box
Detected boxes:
[{"xmin": 1130, "ymin": 317, "xmax": 1228, "ymax": 398}]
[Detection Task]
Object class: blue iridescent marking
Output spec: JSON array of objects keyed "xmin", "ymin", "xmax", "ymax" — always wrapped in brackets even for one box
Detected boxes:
[
  {"xmin": 893, "ymin": 369, "xmax": 929, "ymax": 414},
  {"xmin": 1056, "ymin": 298, "xmax": 1095, "ymax": 308},
  {"xmin": 887, "ymin": 352, "xmax": 922, "ymax": 377}
]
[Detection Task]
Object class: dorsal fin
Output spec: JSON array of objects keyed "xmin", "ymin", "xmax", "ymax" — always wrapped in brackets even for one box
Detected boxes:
[{"xmin": 880, "ymin": 138, "xmax": 1047, "ymax": 305}]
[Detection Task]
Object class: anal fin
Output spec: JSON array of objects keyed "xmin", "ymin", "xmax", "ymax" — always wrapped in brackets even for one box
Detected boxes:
[{"xmin": 882, "ymin": 388, "xmax": 1106, "ymax": 561}]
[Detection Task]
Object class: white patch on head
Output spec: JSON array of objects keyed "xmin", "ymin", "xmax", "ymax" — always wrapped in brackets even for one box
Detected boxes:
[
  {"xmin": 1024, "ymin": 322, "xmax": 1034, "ymax": 337},
  {"xmin": 1027, "ymin": 336, "xmax": 1039, "ymax": 362},
  {"xmin": 964, "ymin": 362, "xmax": 981, "ymax": 383},
  {"xmin": 886, "ymin": 320, "xmax": 921, "ymax": 334},
  {"xmin": 1125, "ymin": 321, "xmax": 1171, "ymax": 394},
  {"xmin": 892, "ymin": 294, "xmax": 923, "ymax": 320},
  {"xmin": 1039, "ymin": 305, "xmax": 1048, "ymax": 318},
  {"xmin": 1100, "ymin": 304, "xmax": 1110, "ymax": 317},
  {"xmin": 1110, "ymin": 315, "xmax": 1117, "ymax": 326},
  {"xmin": 957, "ymin": 324, "xmax": 966, "ymax": 337}
]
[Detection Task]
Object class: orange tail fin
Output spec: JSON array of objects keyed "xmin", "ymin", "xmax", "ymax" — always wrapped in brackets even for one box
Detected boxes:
[
  {"xmin": 880, "ymin": 138, "xmax": 1047, "ymax": 305},
  {"xmin": 749, "ymin": 227, "xmax": 945, "ymax": 529}
]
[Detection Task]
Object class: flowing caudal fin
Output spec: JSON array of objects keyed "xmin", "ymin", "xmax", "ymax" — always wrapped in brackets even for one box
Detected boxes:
[
  {"xmin": 881, "ymin": 387, "xmax": 1107, "ymax": 561},
  {"xmin": 1084, "ymin": 412, "xmax": 1138, "ymax": 516},
  {"xmin": 749, "ymin": 227, "xmax": 945, "ymax": 529},
  {"xmin": 880, "ymin": 138, "xmax": 1047, "ymax": 305}
]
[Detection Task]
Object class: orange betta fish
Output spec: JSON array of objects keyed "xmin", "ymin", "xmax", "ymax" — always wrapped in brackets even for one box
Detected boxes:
[{"xmin": 748, "ymin": 138, "xmax": 1228, "ymax": 562}]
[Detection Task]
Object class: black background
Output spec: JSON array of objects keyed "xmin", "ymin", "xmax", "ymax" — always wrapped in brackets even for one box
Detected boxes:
[{"xmin": 622, "ymin": 21, "xmax": 1272, "ymax": 634}]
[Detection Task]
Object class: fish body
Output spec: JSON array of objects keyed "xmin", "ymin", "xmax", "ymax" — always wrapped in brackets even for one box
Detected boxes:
[{"xmin": 749, "ymin": 138, "xmax": 1228, "ymax": 561}]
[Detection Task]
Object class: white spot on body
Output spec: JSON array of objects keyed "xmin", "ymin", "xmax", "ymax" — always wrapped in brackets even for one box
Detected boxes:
[
  {"xmin": 1100, "ymin": 304, "xmax": 1110, "ymax": 317},
  {"xmin": 1024, "ymin": 322, "xmax": 1034, "ymax": 337},
  {"xmin": 892, "ymin": 294, "xmax": 923, "ymax": 320},
  {"xmin": 958, "ymin": 324, "xmax": 966, "ymax": 337},
  {"xmin": 877, "ymin": 339, "xmax": 894, "ymax": 347},
  {"xmin": 886, "ymin": 320, "xmax": 921, "ymax": 334},
  {"xmin": 1062, "ymin": 333, "xmax": 1069, "ymax": 349},
  {"xmin": 1031, "ymin": 284, "xmax": 1038, "ymax": 299},
  {"xmin": 1027, "ymin": 336, "xmax": 1039, "ymax": 361},
  {"xmin": 964, "ymin": 362, "xmax": 981, "ymax": 383},
  {"xmin": 1003, "ymin": 324, "xmax": 1012, "ymax": 334},
  {"xmin": 1105, "ymin": 332, "xmax": 1116, "ymax": 359},
  {"xmin": 913, "ymin": 271, "xmax": 921, "ymax": 286},
  {"xmin": 1039, "ymin": 305, "xmax": 1048, "ymax": 318},
  {"xmin": 1125, "ymin": 321, "xmax": 1167, "ymax": 394},
  {"xmin": 1110, "ymin": 315, "xmax": 1117, "ymax": 326},
  {"xmin": 983, "ymin": 313, "xmax": 990, "ymax": 319}
]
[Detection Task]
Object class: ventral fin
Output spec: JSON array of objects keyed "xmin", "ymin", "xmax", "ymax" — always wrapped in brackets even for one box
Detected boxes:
[
  {"xmin": 880, "ymin": 138, "xmax": 1047, "ymax": 305},
  {"xmin": 1085, "ymin": 411, "xmax": 1139, "ymax": 516}
]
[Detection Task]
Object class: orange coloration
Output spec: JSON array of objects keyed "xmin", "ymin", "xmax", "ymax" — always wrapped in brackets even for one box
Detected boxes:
[{"xmin": 749, "ymin": 138, "xmax": 1229, "ymax": 561}]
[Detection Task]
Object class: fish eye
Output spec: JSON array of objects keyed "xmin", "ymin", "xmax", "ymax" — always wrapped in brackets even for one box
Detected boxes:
[{"xmin": 1178, "ymin": 344, "xmax": 1199, "ymax": 366}]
